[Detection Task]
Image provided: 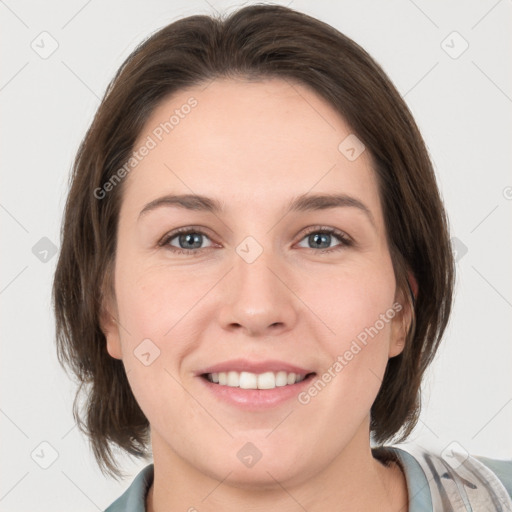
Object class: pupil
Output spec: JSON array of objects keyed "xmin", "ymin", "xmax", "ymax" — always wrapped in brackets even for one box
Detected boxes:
[
  {"xmin": 177, "ymin": 233, "xmax": 332, "ymax": 250},
  {"xmin": 180, "ymin": 233, "xmax": 202, "ymax": 249},
  {"xmin": 310, "ymin": 233, "xmax": 330, "ymax": 248}
]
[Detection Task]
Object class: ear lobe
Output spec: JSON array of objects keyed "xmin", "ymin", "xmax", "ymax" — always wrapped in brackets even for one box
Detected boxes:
[
  {"xmin": 99, "ymin": 299, "xmax": 123, "ymax": 360},
  {"xmin": 407, "ymin": 271, "xmax": 418, "ymax": 304},
  {"xmin": 389, "ymin": 272, "xmax": 417, "ymax": 358},
  {"xmin": 98, "ymin": 269, "xmax": 123, "ymax": 360},
  {"xmin": 389, "ymin": 320, "xmax": 407, "ymax": 358}
]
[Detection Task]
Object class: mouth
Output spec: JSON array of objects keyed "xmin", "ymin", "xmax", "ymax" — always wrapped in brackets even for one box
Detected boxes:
[
  {"xmin": 198, "ymin": 369, "xmax": 317, "ymax": 410},
  {"xmin": 195, "ymin": 359, "xmax": 317, "ymax": 409},
  {"xmin": 201, "ymin": 370, "xmax": 316, "ymax": 390}
]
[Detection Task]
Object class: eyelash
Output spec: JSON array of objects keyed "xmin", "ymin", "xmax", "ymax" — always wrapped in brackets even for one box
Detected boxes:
[{"xmin": 158, "ymin": 225, "xmax": 354, "ymax": 256}]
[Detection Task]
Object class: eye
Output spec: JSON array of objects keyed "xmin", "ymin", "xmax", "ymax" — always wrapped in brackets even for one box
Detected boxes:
[
  {"xmin": 158, "ymin": 225, "xmax": 353, "ymax": 256},
  {"xmin": 296, "ymin": 227, "xmax": 353, "ymax": 252},
  {"xmin": 159, "ymin": 228, "xmax": 214, "ymax": 255}
]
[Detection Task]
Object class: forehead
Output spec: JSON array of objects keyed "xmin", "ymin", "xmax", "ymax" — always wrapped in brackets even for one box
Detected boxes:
[{"xmin": 122, "ymin": 77, "xmax": 381, "ymax": 220}]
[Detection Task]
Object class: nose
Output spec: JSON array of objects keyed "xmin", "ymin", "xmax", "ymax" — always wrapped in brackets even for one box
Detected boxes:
[{"xmin": 217, "ymin": 248, "xmax": 299, "ymax": 337}]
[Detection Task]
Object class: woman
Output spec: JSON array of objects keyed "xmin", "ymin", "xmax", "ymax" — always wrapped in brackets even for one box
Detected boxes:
[{"xmin": 52, "ymin": 4, "xmax": 512, "ymax": 511}]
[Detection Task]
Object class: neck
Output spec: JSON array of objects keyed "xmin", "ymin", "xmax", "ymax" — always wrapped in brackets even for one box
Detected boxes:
[{"xmin": 146, "ymin": 427, "xmax": 408, "ymax": 512}]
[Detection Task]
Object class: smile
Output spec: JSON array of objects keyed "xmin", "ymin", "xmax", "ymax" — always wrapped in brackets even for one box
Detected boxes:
[{"xmin": 203, "ymin": 370, "xmax": 312, "ymax": 389}]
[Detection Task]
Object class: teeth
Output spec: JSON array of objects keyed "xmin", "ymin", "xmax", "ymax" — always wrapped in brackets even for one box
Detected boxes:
[
  {"xmin": 257, "ymin": 371, "xmax": 275, "ymax": 389},
  {"xmin": 275, "ymin": 371, "xmax": 288, "ymax": 387},
  {"xmin": 206, "ymin": 370, "xmax": 307, "ymax": 389},
  {"xmin": 239, "ymin": 371, "xmax": 258, "ymax": 389},
  {"xmin": 287, "ymin": 372, "xmax": 296, "ymax": 385}
]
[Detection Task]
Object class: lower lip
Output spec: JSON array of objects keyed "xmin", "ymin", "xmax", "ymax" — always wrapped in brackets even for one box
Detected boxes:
[{"xmin": 198, "ymin": 374, "xmax": 317, "ymax": 410}]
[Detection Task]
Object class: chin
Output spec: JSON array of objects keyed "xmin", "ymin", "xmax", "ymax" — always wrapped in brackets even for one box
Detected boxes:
[
  {"xmin": 195, "ymin": 437, "xmax": 313, "ymax": 490},
  {"xmin": 213, "ymin": 463, "xmax": 302, "ymax": 491}
]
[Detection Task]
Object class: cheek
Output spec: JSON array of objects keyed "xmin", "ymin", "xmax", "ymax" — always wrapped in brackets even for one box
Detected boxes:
[
  {"xmin": 300, "ymin": 259, "xmax": 397, "ymax": 395},
  {"xmin": 304, "ymin": 257, "xmax": 397, "ymax": 342},
  {"xmin": 113, "ymin": 267, "xmax": 201, "ymax": 427},
  {"xmin": 115, "ymin": 261, "xmax": 215, "ymax": 343},
  {"xmin": 112, "ymin": 262, "xmax": 220, "ymax": 415}
]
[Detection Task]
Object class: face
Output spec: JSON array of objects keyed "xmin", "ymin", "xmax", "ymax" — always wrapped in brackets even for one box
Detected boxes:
[{"xmin": 101, "ymin": 78, "xmax": 409, "ymax": 487}]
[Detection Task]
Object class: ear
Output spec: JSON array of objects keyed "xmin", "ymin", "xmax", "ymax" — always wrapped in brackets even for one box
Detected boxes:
[
  {"xmin": 389, "ymin": 271, "xmax": 417, "ymax": 358},
  {"xmin": 408, "ymin": 269, "xmax": 418, "ymax": 300},
  {"xmin": 99, "ymin": 286, "xmax": 123, "ymax": 360}
]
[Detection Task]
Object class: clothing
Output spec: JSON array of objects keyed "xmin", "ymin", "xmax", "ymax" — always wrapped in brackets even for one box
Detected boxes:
[{"xmin": 104, "ymin": 444, "xmax": 512, "ymax": 511}]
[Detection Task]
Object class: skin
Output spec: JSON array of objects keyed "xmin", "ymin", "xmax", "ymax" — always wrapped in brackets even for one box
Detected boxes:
[{"xmin": 101, "ymin": 77, "xmax": 413, "ymax": 511}]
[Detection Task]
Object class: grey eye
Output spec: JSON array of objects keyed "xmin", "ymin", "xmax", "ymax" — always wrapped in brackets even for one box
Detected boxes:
[{"xmin": 168, "ymin": 232, "xmax": 213, "ymax": 250}]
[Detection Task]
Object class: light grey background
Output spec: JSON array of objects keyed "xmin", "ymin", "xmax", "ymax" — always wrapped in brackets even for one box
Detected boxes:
[{"xmin": 1, "ymin": 1, "xmax": 511, "ymax": 510}]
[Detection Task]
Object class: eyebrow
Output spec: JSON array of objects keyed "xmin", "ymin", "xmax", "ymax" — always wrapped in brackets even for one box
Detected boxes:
[
  {"xmin": 138, "ymin": 194, "xmax": 224, "ymax": 219},
  {"xmin": 138, "ymin": 192, "xmax": 375, "ymax": 226},
  {"xmin": 287, "ymin": 193, "xmax": 375, "ymax": 226}
]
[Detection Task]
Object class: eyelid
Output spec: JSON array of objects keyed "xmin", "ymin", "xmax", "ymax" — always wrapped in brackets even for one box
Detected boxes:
[
  {"xmin": 298, "ymin": 225, "xmax": 352, "ymax": 241},
  {"xmin": 157, "ymin": 226, "xmax": 217, "ymax": 250},
  {"xmin": 158, "ymin": 225, "xmax": 354, "ymax": 255},
  {"xmin": 295, "ymin": 225, "xmax": 354, "ymax": 250}
]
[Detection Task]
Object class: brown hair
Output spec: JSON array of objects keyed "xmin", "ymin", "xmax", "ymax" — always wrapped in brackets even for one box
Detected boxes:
[{"xmin": 52, "ymin": 4, "xmax": 454, "ymax": 477}]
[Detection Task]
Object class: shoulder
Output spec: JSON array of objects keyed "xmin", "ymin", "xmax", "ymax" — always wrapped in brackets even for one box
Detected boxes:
[
  {"xmin": 474, "ymin": 455, "xmax": 512, "ymax": 500},
  {"xmin": 388, "ymin": 444, "xmax": 512, "ymax": 511},
  {"xmin": 104, "ymin": 464, "xmax": 154, "ymax": 512}
]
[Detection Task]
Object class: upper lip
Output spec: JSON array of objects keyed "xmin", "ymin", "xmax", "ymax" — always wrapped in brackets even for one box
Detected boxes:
[{"xmin": 196, "ymin": 358, "xmax": 315, "ymax": 376}]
